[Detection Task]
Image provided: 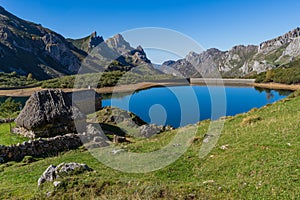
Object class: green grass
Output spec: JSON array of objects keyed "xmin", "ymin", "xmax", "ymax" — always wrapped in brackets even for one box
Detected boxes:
[
  {"xmin": 0, "ymin": 93, "xmax": 299, "ymax": 199},
  {"xmin": 0, "ymin": 123, "xmax": 28, "ymax": 146}
]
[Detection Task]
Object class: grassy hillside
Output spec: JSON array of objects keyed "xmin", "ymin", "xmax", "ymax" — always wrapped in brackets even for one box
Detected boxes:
[
  {"xmin": 254, "ymin": 59, "xmax": 300, "ymax": 84},
  {"xmin": 0, "ymin": 91, "xmax": 299, "ymax": 199}
]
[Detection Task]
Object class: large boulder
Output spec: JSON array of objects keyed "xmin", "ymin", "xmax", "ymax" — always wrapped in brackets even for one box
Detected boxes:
[{"xmin": 15, "ymin": 89, "xmax": 86, "ymax": 138}]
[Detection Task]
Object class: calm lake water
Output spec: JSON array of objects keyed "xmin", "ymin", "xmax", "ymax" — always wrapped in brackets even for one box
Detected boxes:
[
  {"xmin": 103, "ymin": 86, "xmax": 291, "ymax": 128},
  {"xmin": 0, "ymin": 86, "xmax": 290, "ymax": 128}
]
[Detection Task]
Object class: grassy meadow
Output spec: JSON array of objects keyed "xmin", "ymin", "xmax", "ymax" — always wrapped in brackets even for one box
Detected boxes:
[{"xmin": 0, "ymin": 91, "xmax": 299, "ymax": 199}]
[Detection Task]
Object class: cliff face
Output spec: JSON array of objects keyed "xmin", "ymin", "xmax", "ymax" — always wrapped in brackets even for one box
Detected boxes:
[{"xmin": 161, "ymin": 28, "xmax": 300, "ymax": 78}]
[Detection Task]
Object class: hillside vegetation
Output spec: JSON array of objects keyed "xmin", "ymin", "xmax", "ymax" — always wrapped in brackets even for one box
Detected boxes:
[
  {"xmin": 40, "ymin": 71, "xmax": 175, "ymax": 89},
  {"xmin": 0, "ymin": 91, "xmax": 299, "ymax": 199},
  {"xmin": 254, "ymin": 59, "xmax": 300, "ymax": 84},
  {"xmin": 0, "ymin": 72, "xmax": 38, "ymax": 88}
]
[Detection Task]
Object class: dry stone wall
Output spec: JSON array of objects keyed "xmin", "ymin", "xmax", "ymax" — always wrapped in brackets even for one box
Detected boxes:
[{"xmin": 0, "ymin": 134, "xmax": 82, "ymax": 163}]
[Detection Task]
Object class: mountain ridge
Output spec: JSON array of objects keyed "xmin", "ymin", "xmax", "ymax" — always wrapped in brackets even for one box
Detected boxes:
[
  {"xmin": 161, "ymin": 27, "xmax": 300, "ymax": 78},
  {"xmin": 0, "ymin": 6, "xmax": 157, "ymax": 80}
]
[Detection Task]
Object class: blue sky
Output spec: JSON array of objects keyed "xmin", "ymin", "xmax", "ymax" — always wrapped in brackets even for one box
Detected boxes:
[{"xmin": 1, "ymin": 0, "xmax": 300, "ymax": 62}]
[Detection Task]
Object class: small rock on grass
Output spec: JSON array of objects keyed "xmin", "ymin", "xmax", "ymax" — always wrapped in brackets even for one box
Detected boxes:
[{"xmin": 38, "ymin": 162, "xmax": 93, "ymax": 187}]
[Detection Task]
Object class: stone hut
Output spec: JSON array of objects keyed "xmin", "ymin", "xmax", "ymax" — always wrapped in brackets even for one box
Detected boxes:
[
  {"xmin": 67, "ymin": 89, "xmax": 102, "ymax": 114},
  {"xmin": 15, "ymin": 89, "xmax": 86, "ymax": 138}
]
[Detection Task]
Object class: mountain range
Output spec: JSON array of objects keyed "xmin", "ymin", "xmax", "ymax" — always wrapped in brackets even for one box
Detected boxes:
[
  {"xmin": 0, "ymin": 6, "xmax": 155, "ymax": 80},
  {"xmin": 0, "ymin": 6, "xmax": 300, "ymax": 80},
  {"xmin": 161, "ymin": 28, "xmax": 300, "ymax": 78}
]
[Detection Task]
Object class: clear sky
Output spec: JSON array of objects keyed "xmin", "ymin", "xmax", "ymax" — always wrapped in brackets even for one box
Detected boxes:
[{"xmin": 1, "ymin": 0, "xmax": 300, "ymax": 62}]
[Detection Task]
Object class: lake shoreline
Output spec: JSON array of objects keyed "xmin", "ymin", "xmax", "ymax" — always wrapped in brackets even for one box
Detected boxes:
[
  {"xmin": 252, "ymin": 82, "xmax": 300, "ymax": 91},
  {"xmin": 0, "ymin": 80, "xmax": 299, "ymax": 97}
]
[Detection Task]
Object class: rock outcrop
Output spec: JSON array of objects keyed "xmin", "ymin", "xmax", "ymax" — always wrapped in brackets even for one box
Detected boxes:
[
  {"xmin": 15, "ymin": 89, "xmax": 86, "ymax": 138},
  {"xmin": 38, "ymin": 162, "xmax": 93, "ymax": 186}
]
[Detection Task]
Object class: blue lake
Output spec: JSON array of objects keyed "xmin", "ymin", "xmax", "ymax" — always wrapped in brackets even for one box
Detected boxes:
[
  {"xmin": 103, "ymin": 86, "xmax": 291, "ymax": 128},
  {"xmin": 0, "ymin": 86, "xmax": 290, "ymax": 128}
]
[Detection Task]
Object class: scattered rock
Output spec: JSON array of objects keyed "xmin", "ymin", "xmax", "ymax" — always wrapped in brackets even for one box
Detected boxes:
[
  {"xmin": 203, "ymin": 134, "xmax": 214, "ymax": 143},
  {"xmin": 56, "ymin": 162, "xmax": 92, "ymax": 176},
  {"xmin": 139, "ymin": 124, "xmax": 163, "ymax": 138},
  {"xmin": 203, "ymin": 180, "xmax": 215, "ymax": 184},
  {"xmin": 111, "ymin": 149, "xmax": 125, "ymax": 155},
  {"xmin": 82, "ymin": 124, "xmax": 110, "ymax": 148},
  {"xmin": 38, "ymin": 165, "xmax": 57, "ymax": 186},
  {"xmin": 220, "ymin": 144, "xmax": 229, "ymax": 150},
  {"xmin": 38, "ymin": 162, "xmax": 92, "ymax": 186},
  {"xmin": 53, "ymin": 181, "xmax": 61, "ymax": 187},
  {"xmin": 113, "ymin": 135, "xmax": 127, "ymax": 143}
]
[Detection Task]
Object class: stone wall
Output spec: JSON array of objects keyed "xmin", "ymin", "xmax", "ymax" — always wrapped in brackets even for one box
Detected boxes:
[{"xmin": 0, "ymin": 134, "xmax": 82, "ymax": 163}]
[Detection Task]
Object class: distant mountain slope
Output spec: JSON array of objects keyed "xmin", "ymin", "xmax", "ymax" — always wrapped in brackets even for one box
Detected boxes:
[
  {"xmin": 0, "ymin": 6, "xmax": 159, "ymax": 80},
  {"xmin": 0, "ymin": 6, "xmax": 88, "ymax": 80},
  {"xmin": 162, "ymin": 28, "xmax": 300, "ymax": 78},
  {"xmin": 70, "ymin": 32, "xmax": 159, "ymax": 75},
  {"xmin": 67, "ymin": 32, "xmax": 104, "ymax": 53}
]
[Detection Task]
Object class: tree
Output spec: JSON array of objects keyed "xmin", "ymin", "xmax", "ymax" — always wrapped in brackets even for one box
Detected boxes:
[
  {"xmin": 0, "ymin": 98, "xmax": 22, "ymax": 133},
  {"xmin": 27, "ymin": 73, "xmax": 33, "ymax": 81},
  {"xmin": 265, "ymin": 70, "xmax": 274, "ymax": 82}
]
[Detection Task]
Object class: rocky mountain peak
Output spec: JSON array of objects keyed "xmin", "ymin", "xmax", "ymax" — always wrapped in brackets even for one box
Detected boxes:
[
  {"xmin": 136, "ymin": 45, "xmax": 144, "ymax": 52},
  {"xmin": 105, "ymin": 33, "xmax": 134, "ymax": 55},
  {"xmin": 187, "ymin": 51, "xmax": 199, "ymax": 58},
  {"xmin": 259, "ymin": 27, "xmax": 300, "ymax": 50},
  {"xmin": 89, "ymin": 31, "xmax": 104, "ymax": 48}
]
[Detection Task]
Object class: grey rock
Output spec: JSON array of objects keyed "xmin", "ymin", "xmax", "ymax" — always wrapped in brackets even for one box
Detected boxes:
[
  {"xmin": 85, "ymin": 124, "xmax": 109, "ymax": 145},
  {"xmin": 139, "ymin": 124, "xmax": 163, "ymax": 138},
  {"xmin": 53, "ymin": 181, "xmax": 61, "ymax": 187},
  {"xmin": 56, "ymin": 162, "xmax": 92, "ymax": 177},
  {"xmin": 38, "ymin": 165, "xmax": 56, "ymax": 186},
  {"xmin": 38, "ymin": 162, "xmax": 92, "ymax": 186},
  {"xmin": 15, "ymin": 89, "xmax": 86, "ymax": 138}
]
